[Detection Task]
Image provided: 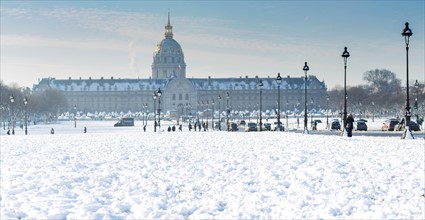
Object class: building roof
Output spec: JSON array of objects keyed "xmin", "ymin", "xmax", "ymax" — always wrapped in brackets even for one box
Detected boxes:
[{"xmin": 33, "ymin": 75, "xmax": 325, "ymax": 92}]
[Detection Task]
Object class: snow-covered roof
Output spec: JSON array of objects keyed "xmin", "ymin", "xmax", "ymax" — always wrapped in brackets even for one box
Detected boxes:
[
  {"xmin": 33, "ymin": 77, "xmax": 168, "ymax": 92},
  {"xmin": 33, "ymin": 75, "xmax": 326, "ymax": 92},
  {"xmin": 189, "ymin": 75, "xmax": 325, "ymax": 91}
]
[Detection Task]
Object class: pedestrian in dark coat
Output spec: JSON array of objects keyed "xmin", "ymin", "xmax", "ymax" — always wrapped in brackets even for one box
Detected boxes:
[
  {"xmin": 84, "ymin": 127, "xmax": 87, "ymax": 133},
  {"xmin": 143, "ymin": 125, "xmax": 146, "ymax": 132},
  {"xmin": 198, "ymin": 123, "xmax": 201, "ymax": 131},
  {"xmin": 172, "ymin": 125, "xmax": 176, "ymax": 132},
  {"xmin": 179, "ymin": 124, "xmax": 182, "ymax": 132},
  {"xmin": 346, "ymin": 114, "xmax": 354, "ymax": 137},
  {"xmin": 189, "ymin": 123, "xmax": 192, "ymax": 131},
  {"xmin": 167, "ymin": 126, "xmax": 171, "ymax": 132},
  {"xmin": 50, "ymin": 128, "xmax": 55, "ymax": 134}
]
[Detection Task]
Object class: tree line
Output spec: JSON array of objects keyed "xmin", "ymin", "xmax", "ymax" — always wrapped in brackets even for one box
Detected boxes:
[
  {"xmin": 328, "ymin": 69, "xmax": 424, "ymax": 118},
  {"xmin": 0, "ymin": 81, "xmax": 68, "ymax": 126}
]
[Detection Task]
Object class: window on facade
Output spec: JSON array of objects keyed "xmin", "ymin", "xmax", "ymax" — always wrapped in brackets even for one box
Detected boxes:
[
  {"xmin": 173, "ymin": 94, "xmax": 176, "ymax": 100},
  {"xmin": 164, "ymin": 57, "xmax": 167, "ymax": 63},
  {"xmin": 172, "ymin": 57, "xmax": 175, "ymax": 63},
  {"xmin": 179, "ymin": 93, "xmax": 182, "ymax": 100},
  {"xmin": 185, "ymin": 94, "xmax": 189, "ymax": 100}
]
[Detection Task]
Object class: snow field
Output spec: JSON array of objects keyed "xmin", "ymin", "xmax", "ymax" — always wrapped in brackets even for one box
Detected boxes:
[{"xmin": 1, "ymin": 130, "xmax": 424, "ymax": 219}]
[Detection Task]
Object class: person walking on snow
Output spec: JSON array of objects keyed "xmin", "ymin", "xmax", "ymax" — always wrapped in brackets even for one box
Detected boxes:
[{"xmin": 346, "ymin": 114, "xmax": 354, "ymax": 137}]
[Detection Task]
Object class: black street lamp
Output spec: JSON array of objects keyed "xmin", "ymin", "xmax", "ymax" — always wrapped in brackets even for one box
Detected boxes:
[
  {"xmin": 206, "ymin": 100, "xmax": 209, "ymax": 130},
  {"xmin": 211, "ymin": 99, "xmax": 215, "ymax": 130},
  {"xmin": 341, "ymin": 47, "xmax": 350, "ymax": 136},
  {"xmin": 414, "ymin": 80, "xmax": 419, "ymax": 121},
  {"xmin": 276, "ymin": 73, "xmax": 282, "ymax": 131},
  {"xmin": 201, "ymin": 101, "xmax": 205, "ymax": 123},
  {"xmin": 258, "ymin": 80, "xmax": 263, "ymax": 132},
  {"xmin": 401, "ymin": 22, "xmax": 413, "ymax": 139},
  {"xmin": 217, "ymin": 95, "xmax": 222, "ymax": 131},
  {"xmin": 326, "ymin": 94, "xmax": 330, "ymax": 129},
  {"xmin": 10, "ymin": 95, "xmax": 15, "ymax": 135},
  {"xmin": 74, "ymin": 104, "xmax": 77, "ymax": 128},
  {"xmin": 310, "ymin": 98, "xmax": 314, "ymax": 127},
  {"xmin": 226, "ymin": 92, "xmax": 230, "ymax": 131},
  {"xmin": 24, "ymin": 97, "xmax": 28, "ymax": 135},
  {"xmin": 152, "ymin": 92, "xmax": 157, "ymax": 132},
  {"xmin": 286, "ymin": 99, "xmax": 289, "ymax": 131},
  {"xmin": 142, "ymin": 103, "xmax": 148, "ymax": 127},
  {"xmin": 303, "ymin": 62, "xmax": 309, "ymax": 134},
  {"xmin": 157, "ymin": 88, "xmax": 162, "ymax": 132}
]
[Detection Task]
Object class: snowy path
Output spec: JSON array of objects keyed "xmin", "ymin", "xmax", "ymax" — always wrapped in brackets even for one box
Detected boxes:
[{"xmin": 1, "ymin": 131, "xmax": 424, "ymax": 219}]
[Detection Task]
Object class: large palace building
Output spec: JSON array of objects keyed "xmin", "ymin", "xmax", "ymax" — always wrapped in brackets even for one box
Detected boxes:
[{"xmin": 33, "ymin": 14, "xmax": 327, "ymax": 117}]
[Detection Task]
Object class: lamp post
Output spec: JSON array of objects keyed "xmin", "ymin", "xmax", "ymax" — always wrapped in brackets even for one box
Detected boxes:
[
  {"xmin": 218, "ymin": 95, "xmax": 222, "ymax": 131},
  {"xmin": 286, "ymin": 100, "xmax": 289, "ymax": 131},
  {"xmin": 326, "ymin": 94, "xmax": 330, "ymax": 129},
  {"xmin": 201, "ymin": 101, "xmax": 205, "ymax": 123},
  {"xmin": 24, "ymin": 97, "xmax": 28, "ymax": 135},
  {"xmin": 310, "ymin": 98, "xmax": 314, "ymax": 128},
  {"xmin": 152, "ymin": 93, "xmax": 157, "ymax": 132},
  {"xmin": 143, "ymin": 103, "xmax": 148, "ymax": 127},
  {"xmin": 258, "ymin": 80, "xmax": 263, "ymax": 132},
  {"xmin": 10, "ymin": 95, "xmax": 15, "ymax": 135},
  {"xmin": 211, "ymin": 99, "xmax": 215, "ymax": 130},
  {"xmin": 157, "ymin": 88, "xmax": 162, "ymax": 132},
  {"xmin": 206, "ymin": 100, "xmax": 209, "ymax": 130},
  {"xmin": 303, "ymin": 62, "xmax": 309, "ymax": 134},
  {"xmin": 372, "ymin": 101, "xmax": 375, "ymax": 122},
  {"xmin": 74, "ymin": 104, "xmax": 77, "ymax": 128},
  {"xmin": 276, "ymin": 73, "xmax": 282, "ymax": 131},
  {"xmin": 226, "ymin": 92, "xmax": 230, "ymax": 131},
  {"xmin": 341, "ymin": 47, "xmax": 350, "ymax": 136},
  {"xmin": 401, "ymin": 22, "xmax": 413, "ymax": 139},
  {"xmin": 414, "ymin": 80, "xmax": 419, "ymax": 121}
]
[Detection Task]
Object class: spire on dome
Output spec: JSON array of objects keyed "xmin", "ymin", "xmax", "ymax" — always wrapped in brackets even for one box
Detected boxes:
[{"xmin": 164, "ymin": 11, "xmax": 173, "ymax": 38}]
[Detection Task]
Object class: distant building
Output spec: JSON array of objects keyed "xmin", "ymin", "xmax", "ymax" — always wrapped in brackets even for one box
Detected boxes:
[{"xmin": 33, "ymin": 13, "xmax": 327, "ymax": 117}]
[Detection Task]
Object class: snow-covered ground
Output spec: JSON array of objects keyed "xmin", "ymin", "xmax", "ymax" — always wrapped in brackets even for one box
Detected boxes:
[{"xmin": 1, "ymin": 120, "xmax": 424, "ymax": 219}]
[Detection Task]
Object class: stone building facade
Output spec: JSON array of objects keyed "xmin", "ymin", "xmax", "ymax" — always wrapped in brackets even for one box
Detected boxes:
[{"xmin": 33, "ymin": 14, "xmax": 327, "ymax": 117}]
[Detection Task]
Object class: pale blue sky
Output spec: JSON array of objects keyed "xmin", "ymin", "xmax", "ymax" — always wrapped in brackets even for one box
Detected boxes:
[{"xmin": 1, "ymin": 1, "xmax": 424, "ymax": 89}]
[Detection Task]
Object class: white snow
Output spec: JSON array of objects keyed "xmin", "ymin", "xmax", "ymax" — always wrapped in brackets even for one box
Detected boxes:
[{"xmin": 1, "ymin": 121, "xmax": 424, "ymax": 219}]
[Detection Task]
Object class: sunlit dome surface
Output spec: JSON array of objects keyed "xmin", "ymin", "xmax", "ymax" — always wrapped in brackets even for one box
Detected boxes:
[{"xmin": 154, "ymin": 38, "xmax": 184, "ymax": 56}]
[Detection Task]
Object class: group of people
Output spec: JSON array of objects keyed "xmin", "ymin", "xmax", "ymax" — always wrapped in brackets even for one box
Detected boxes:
[
  {"xmin": 167, "ymin": 124, "xmax": 183, "ymax": 132},
  {"xmin": 188, "ymin": 121, "xmax": 208, "ymax": 132}
]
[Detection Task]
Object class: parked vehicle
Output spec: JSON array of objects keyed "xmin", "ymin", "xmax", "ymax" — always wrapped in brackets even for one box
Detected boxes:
[
  {"xmin": 230, "ymin": 122, "xmax": 239, "ymax": 132},
  {"xmin": 396, "ymin": 120, "xmax": 420, "ymax": 132},
  {"xmin": 273, "ymin": 121, "xmax": 285, "ymax": 131},
  {"xmin": 239, "ymin": 120, "xmax": 246, "ymax": 126},
  {"xmin": 381, "ymin": 119, "xmax": 399, "ymax": 131},
  {"xmin": 245, "ymin": 122, "xmax": 258, "ymax": 132},
  {"xmin": 330, "ymin": 119, "xmax": 341, "ymax": 130},
  {"xmin": 263, "ymin": 123, "xmax": 272, "ymax": 131},
  {"xmin": 114, "ymin": 118, "xmax": 135, "ymax": 127},
  {"xmin": 354, "ymin": 121, "xmax": 368, "ymax": 131}
]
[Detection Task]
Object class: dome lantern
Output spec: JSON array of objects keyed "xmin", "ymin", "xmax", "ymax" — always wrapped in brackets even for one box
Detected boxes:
[{"xmin": 164, "ymin": 12, "xmax": 173, "ymax": 38}]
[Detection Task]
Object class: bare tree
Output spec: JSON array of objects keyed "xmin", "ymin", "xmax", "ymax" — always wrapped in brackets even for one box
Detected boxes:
[{"xmin": 363, "ymin": 69, "xmax": 402, "ymax": 95}]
